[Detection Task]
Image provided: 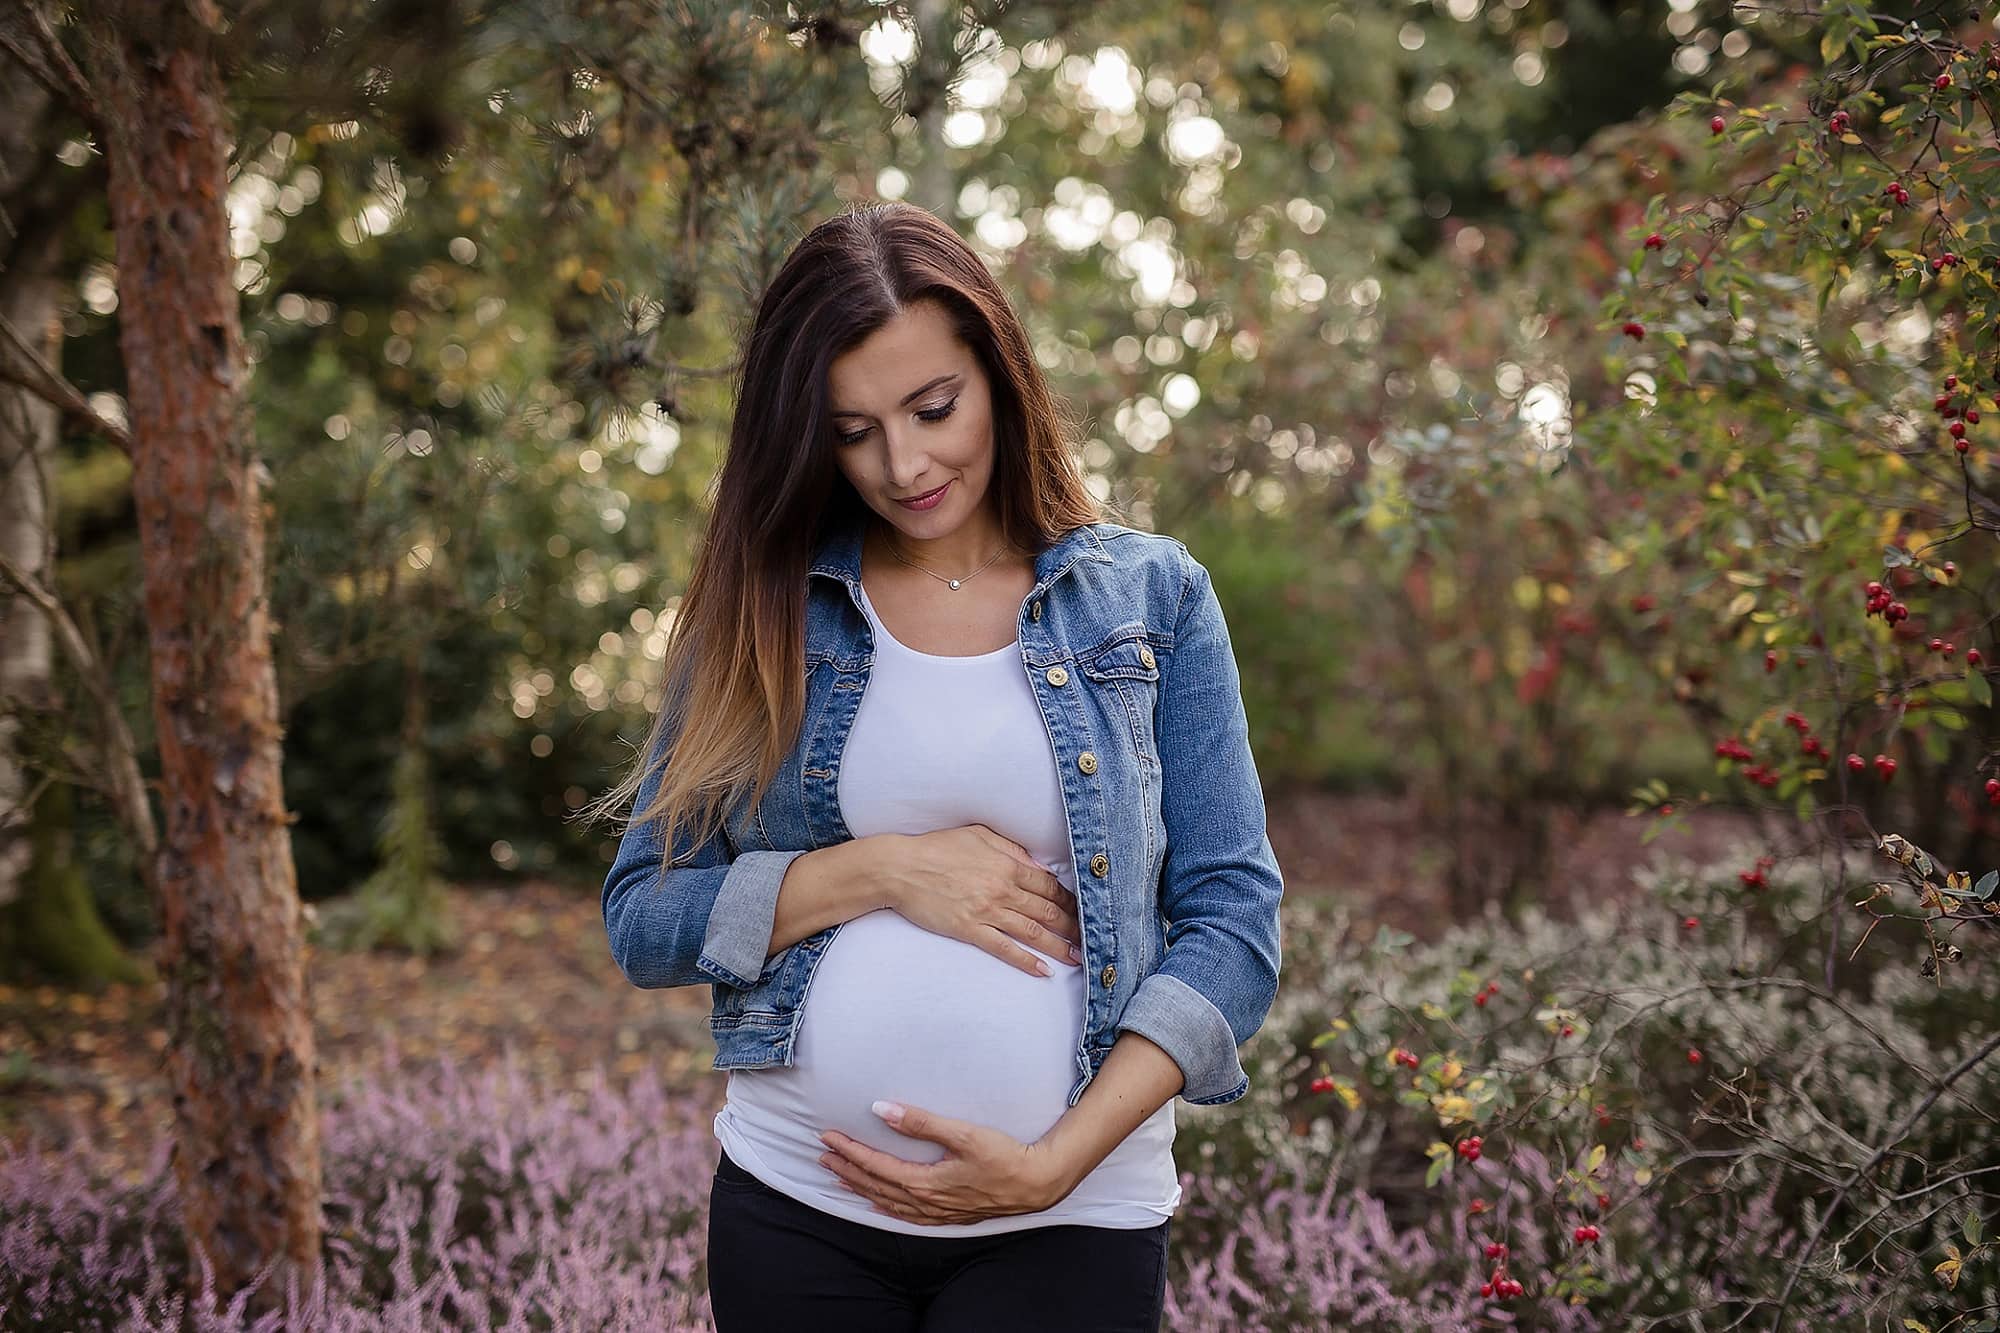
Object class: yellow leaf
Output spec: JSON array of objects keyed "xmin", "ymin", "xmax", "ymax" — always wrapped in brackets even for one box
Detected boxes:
[
  {"xmin": 1588, "ymin": 1143, "xmax": 1607, "ymax": 1174},
  {"xmin": 1933, "ymin": 1256, "xmax": 1962, "ymax": 1289},
  {"xmin": 1634, "ymin": 1166, "xmax": 1654, "ymax": 1186},
  {"xmin": 1905, "ymin": 1320, "xmax": 1934, "ymax": 1332}
]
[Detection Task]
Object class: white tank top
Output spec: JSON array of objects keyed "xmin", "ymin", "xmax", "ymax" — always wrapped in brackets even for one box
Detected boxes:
[{"xmin": 712, "ymin": 579, "xmax": 1181, "ymax": 1236}]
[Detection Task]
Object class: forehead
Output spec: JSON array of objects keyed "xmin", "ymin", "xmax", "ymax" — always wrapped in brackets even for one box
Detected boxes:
[{"xmin": 827, "ymin": 302, "xmax": 966, "ymax": 405}]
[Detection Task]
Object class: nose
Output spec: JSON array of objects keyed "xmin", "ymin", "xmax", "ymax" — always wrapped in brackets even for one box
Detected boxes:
[{"xmin": 882, "ymin": 424, "xmax": 932, "ymax": 490}]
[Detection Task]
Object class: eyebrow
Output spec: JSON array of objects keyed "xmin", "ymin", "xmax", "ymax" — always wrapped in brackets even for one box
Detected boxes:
[{"xmin": 829, "ymin": 372, "xmax": 961, "ymax": 420}]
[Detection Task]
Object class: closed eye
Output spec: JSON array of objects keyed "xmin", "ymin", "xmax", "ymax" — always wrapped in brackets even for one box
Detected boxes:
[{"xmin": 835, "ymin": 397, "xmax": 958, "ymax": 446}]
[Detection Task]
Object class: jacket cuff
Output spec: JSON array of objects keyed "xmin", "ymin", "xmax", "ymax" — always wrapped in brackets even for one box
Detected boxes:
[
  {"xmin": 1115, "ymin": 971, "xmax": 1252, "ymax": 1106},
  {"xmin": 694, "ymin": 848, "xmax": 812, "ymax": 989}
]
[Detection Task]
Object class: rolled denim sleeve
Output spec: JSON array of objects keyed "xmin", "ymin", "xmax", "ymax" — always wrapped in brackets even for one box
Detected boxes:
[
  {"xmin": 1113, "ymin": 549, "xmax": 1285, "ymax": 1106},
  {"xmin": 601, "ymin": 718, "xmax": 811, "ymax": 992}
]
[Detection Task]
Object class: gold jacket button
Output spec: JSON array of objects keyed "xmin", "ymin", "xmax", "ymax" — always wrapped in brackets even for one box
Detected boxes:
[
  {"xmin": 1099, "ymin": 963, "xmax": 1117, "ymax": 987},
  {"xmin": 1090, "ymin": 851, "xmax": 1109, "ymax": 877},
  {"xmin": 1046, "ymin": 665, "xmax": 1069, "ymax": 686},
  {"xmin": 1077, "ymin": 750, "xmax": 1098, "ymax": 774},
  {"xmin": 1031, "ymin": 600, "xmax": 1042, "ymax": 621},
  {"xmin": 1138, "ymin": 644, "xmax": 1155, "ymax": 669}
]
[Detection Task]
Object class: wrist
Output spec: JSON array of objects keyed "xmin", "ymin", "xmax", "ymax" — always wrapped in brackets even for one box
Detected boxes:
[
  {"xmin": 858, "ymin": 833, "xmax": 906, "ymax": 913},
  {"xmin": 1029, "ymin": 1125, "xmax": 1087, "ymax": 1203}
]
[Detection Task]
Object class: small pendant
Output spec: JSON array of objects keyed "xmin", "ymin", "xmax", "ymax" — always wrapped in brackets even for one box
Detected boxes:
[{"xmin": 948, "ymin": 579, "xmax": 961, "ymax": 589}]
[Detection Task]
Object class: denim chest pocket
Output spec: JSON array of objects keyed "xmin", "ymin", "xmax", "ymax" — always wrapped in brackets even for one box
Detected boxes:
[{"xmin": 1076, "ymin": 627, "xmax": 1164, "ymax": 763}]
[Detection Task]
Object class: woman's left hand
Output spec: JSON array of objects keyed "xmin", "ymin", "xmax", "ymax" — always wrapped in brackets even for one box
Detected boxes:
[{"xmin": 817, "ymin": 1101, "xmax": 1075, "ymax": 1226}]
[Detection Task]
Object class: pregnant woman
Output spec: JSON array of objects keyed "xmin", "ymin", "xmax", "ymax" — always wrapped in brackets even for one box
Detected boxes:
[{"xmin": 596, "ymin": 200, "xmax": 1285, "ymax": 1331}]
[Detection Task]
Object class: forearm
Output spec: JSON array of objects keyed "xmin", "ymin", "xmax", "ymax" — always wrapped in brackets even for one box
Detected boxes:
[
  {"xmin": 764, "ymin": 835, "xmax": 896, "ymax": 957},
  {"xmin": 1033, "ymin": 1030, "xmax": 1185, "ymax": 1197}
]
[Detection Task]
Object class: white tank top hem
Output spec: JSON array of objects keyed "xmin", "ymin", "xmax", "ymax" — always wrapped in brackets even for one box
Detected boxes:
[{"xmin": 710, "ymin": 578, "xmax": 1181, "ymax": 1237}]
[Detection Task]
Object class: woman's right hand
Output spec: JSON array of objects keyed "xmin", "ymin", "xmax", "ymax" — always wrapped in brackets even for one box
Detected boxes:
[{"xmin": 872, "ymin": 826, "xmax": 1084, "ymax": 976}]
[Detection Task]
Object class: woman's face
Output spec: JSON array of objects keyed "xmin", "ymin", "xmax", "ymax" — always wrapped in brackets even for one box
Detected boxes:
[{"xmin": 826, "ymin": 299, "xmax": 998, "ymax": 541}]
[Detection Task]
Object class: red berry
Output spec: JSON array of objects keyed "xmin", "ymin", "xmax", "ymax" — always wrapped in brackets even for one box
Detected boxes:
[
  {"xmin": 1952, "ymin": 421, "xmax": 1968, "ymax": 439},
  {"xmin": 1946, "ymin": 374, "xmax": 1959, "ymax": 390},
  {"xmin": 1597, "ymin": 1191, "xmax": 1611, "ymax": 1209},
  {"xmin": 1876, "ymin": 755, "xmax": 1898, "ymax": 781},
  {"xmin": 1473, "ymin": 992, "xmax": 1488, "ymax": 1007},
  {"xmin": 1683, "ymin": 915, "xmax": 1699, "ymax": 930},
  {"xmin": 1846, "ymin": 753, "xmax": 1865, "ymax": 771},
  {"xmin": 1931, "ymin": 638, "xmax": 1946, "ymax": 652},
  {"xmin": 1983, "ymin": 778, "xmax": 1998, "ymax": 796},
  {"xmin": 1945, "ymin": 561, "xmax": 1958, "ymax": 575},
  {"xmin": 1934, "ymin": 73, "xmax": 1950, "ymax": 89},
  {"xmin": 1574, "ymin": 1224, "xmax": 1601, "ymax": 1243},
  {"xmin": 1486, "ymin": 1241, "xmax": 1509, "ymax": 1260},
  {"xmin": 1561, "ymin": 1023, "xmax": 1575, "ymax": 1037},
  {"xmin": 1865, "ymin": 580, "xmax": 1885, "ymax": 596},
  {"xmin": 1622, "ymin": 321, "xmax": 1646, "ymax": 340},
  {"xmin": 1969, "ymin": 649, "xmax": 1983, "ymax": 667},
  {"xmin": 1481, "ymin": 1280, "xmax": 1494, "ymax": 1298},
  {"xmin": 1687, "ymin": 1047, "xmax": 1702, "ymax": 1064},
  {"xmin": 1764, "ymin": 649, "xmax": 1779, "ymax": 673},
  {"xmin": 1968, "ymin": 411, "xmax": 1981, "ymax": 425},
  {"xmin": 1956, "ymin": 438, "xmax": 1971, "ymax": 454},
  {"xmin": 1644, "ymin": 232, "xmax": 1665, "ymax": 250},
  {"xmin": 1710, "ymin": 114, "xmax": 1727, "ymax": 133},
  {"xmin": 1310, "ymin": 1074, "xmax": 1334, "ymax": 1093}
]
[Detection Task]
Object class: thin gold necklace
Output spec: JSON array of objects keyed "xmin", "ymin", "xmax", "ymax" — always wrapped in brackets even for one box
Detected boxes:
[{"xmin": 881, "ymin": 528, "xmax": 1016, "ymax": 591}]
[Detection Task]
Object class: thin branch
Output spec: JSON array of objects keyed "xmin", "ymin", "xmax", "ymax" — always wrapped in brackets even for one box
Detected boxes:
[
  {"xmin": 1773, "ymin": 1026, "xmax": 2000, "ymax": 1323},
  {"xmin": 0, "ymin": 3, "xmax": 100, "ymax": 131},
  {"xmin": 0, "ymin": 311, "xmax": 131, "ymax": 454}
]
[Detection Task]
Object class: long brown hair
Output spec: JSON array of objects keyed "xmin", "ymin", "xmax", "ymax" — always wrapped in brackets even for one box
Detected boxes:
[{"xmin": 584, "ymin": 201, "xmax": 1106, "ymax": 871}]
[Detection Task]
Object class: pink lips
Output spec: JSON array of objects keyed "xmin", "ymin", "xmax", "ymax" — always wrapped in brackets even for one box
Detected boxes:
[{"xmin": 896, "ymin": 479, "xmax": 951, "ymax": 510}]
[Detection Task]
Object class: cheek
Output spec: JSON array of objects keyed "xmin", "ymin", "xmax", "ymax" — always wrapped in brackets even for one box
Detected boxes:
[{"xmin": 833, "ymin": 452, "xmax": 875, "ymax": 492}]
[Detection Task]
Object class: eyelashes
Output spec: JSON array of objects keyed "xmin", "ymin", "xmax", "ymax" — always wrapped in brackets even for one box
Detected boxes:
[{"xmin": 834, "ymin": 396, "xmax": 959, "ymax": 446}]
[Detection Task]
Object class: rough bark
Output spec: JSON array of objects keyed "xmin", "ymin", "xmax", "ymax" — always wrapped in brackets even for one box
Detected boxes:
[{"xmin": 78, "ymin": 0, "xmax": 321, "ymax": 1306}]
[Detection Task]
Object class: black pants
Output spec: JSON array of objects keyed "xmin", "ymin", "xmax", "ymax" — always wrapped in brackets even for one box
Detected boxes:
[{"xmin": 706, "ymin": 1147, "xmax": 1172, "ymax": 1332}]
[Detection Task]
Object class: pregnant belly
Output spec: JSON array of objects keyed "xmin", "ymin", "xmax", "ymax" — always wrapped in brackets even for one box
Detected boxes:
[{"xmin": 783, "ymin": 908, "xmax": 1085, "ymax": 1161}]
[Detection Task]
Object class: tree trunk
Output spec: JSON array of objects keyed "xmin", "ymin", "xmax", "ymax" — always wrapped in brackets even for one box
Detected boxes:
[
  {"xmin": 79, "ymin": 0, "xmax": 321, "ymax": 1307},
  {"xmin": 0, "ymin": 75, "xmax": 64, "ymax": 921},
  {"xmin": 0, "ymin": 57, "xmax": 153, "ymax": 988}
]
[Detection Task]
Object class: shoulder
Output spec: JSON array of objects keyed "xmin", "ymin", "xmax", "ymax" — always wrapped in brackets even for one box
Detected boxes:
[{"xmin": 1084, "ymin": 519, "xmax": 1199, "ymax": 602}]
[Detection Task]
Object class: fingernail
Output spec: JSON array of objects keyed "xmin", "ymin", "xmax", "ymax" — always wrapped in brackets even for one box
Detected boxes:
[
  {"xmin": 872, "ymin": 1099, "xmax": 903, "ymax": 1123},
  {"xmin": 1068, "ymin": 944, "xmax": 1082, "ymax": 962}
]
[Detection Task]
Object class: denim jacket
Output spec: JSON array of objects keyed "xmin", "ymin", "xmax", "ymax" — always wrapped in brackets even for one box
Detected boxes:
[{"xmin": 600, "ymin": 514, "xmax": 1285, "ymax": 1107}]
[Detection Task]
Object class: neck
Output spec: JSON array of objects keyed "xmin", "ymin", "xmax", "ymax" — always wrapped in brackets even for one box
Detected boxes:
[{"xmin": 870, "ymin": 511, "xmax": 1015, "ymax": 575}]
